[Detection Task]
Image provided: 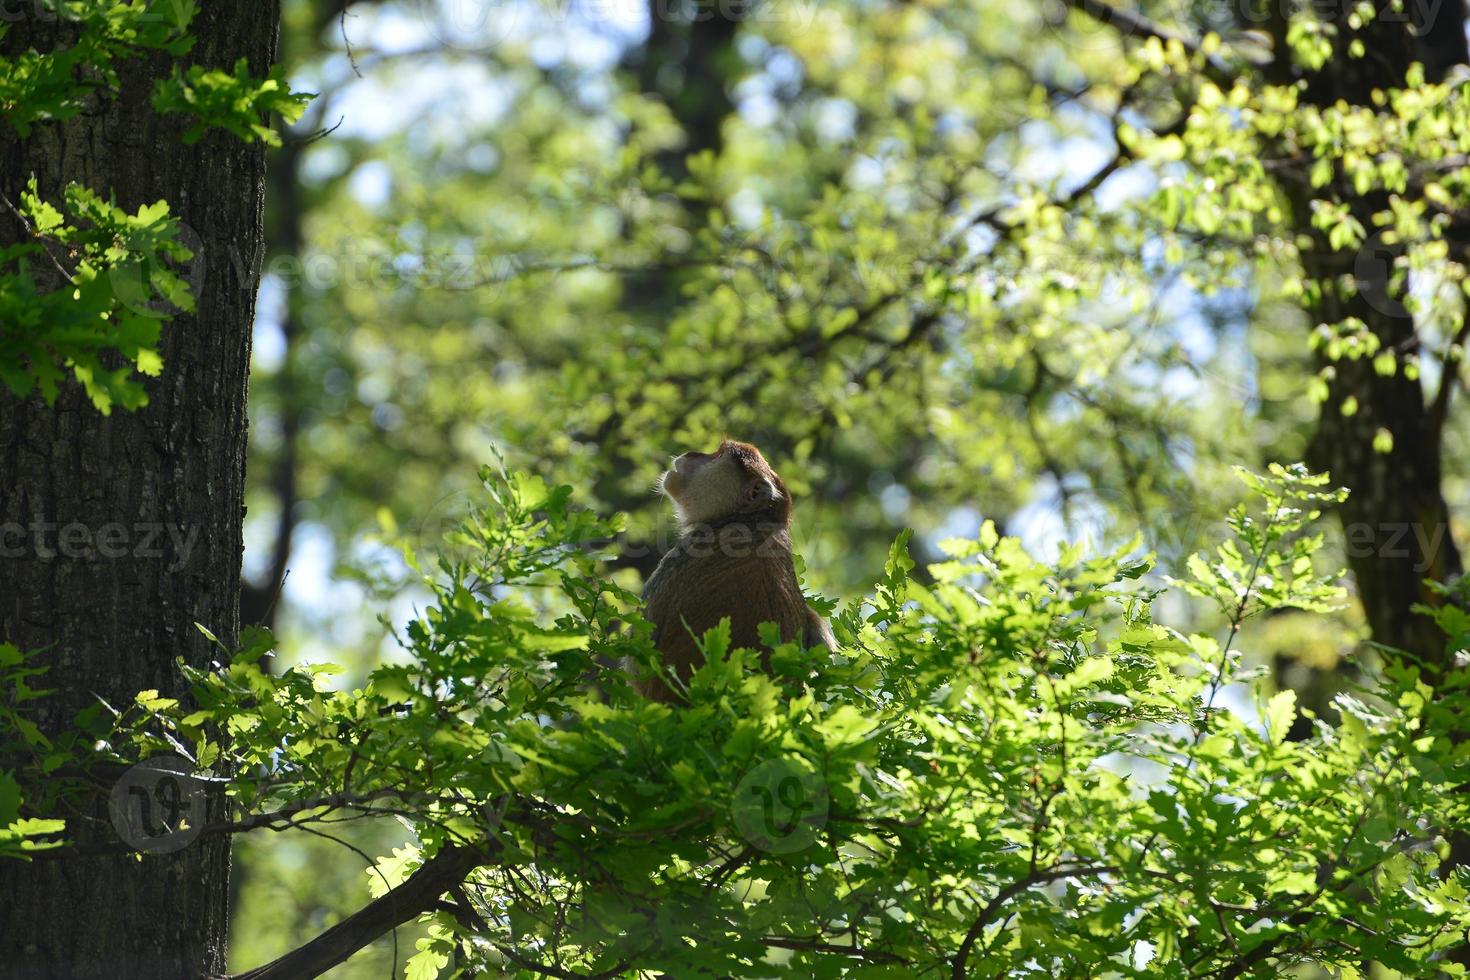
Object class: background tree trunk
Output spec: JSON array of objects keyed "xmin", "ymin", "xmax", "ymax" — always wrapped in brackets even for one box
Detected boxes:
[
  {"xmin": 1271, "ymin": 1, "xmax": 1470, "ymax": 957},
  {"xmin": 1282, "ymin": 3, "xmax": 1467, "ymax": 674},
  {"xmin": 0, "ymin": 4, "xmax": 279, "ymax": 977}
]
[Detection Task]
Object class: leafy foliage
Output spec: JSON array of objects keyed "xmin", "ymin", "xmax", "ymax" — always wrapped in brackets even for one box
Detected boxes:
[
  {"xmin": 0, "ymin": 644, "xmax": 66, "ymax": 859},
  {"xmin": 233, "ymin": 0, "xmax": 1470, "ymax": 627},
  {"xmin": 0, "ymin": 0, "xmax": 197, "ymax": 136},
  {"xmin": 151, "ymin": 58, "xmax": 311, "ymax": 146},
  {"xmin": 1172, "ymin": 464, "xmax": 1349, "ymax": 621},
  {"xmin": 58, "ymin": 464, "xmax": 1466, "ymax": 976},
  {"xmin": 0, "ymin": 0, "xmax": 310, "ymax": 412},
  {"xmin": 0, "ymin": 179, "xmax": 186, "ymax": 411}
]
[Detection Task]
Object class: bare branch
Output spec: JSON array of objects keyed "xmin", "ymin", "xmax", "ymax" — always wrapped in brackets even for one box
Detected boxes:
[
  {"xmin": 950, "ymin": 864, "xmax": 1118, "ymax": 978},
  {"xmin": 226, "ymin": 843, "xmax": 489, "ymax": 980}
]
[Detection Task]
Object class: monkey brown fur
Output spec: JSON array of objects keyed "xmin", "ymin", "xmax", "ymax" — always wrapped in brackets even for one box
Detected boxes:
[{"xmin": 637, "ymin": 439, "xmax": 835, "ymax": 701}]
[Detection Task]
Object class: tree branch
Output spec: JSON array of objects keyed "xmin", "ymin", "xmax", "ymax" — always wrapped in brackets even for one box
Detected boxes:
[
  {"xmin": 226, "ymin": 843, "xmax": 489, "ymax": 980},
  {"xmin": 950, "ymin": 865, "xmax": 1117, "ymax": 978},
  {"xmin": 761, "ymin": 936, "xmax": 909, "ymax": 965},
  {"xmin": 1060, "ymin": 0, "xmax": 1236, "ymax": 85}
]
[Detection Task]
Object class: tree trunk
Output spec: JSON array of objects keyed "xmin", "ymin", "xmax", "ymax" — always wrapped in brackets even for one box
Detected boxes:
[
  {"xmin": 1271, "ymin": 3, "xmax": 1470, "ymax": 955},
  {"xmin": 1283, "ymin": 4, "xmax": 1466, "ymax": 676},
  {"xmin": 0, "ymin": 4, "xmax": 279, "ymax": 977},
  {"xmin": 1302, "ymin": 268, "xmax": 1465, "ymax": 671},
  {"xmin": 238, "ymin": 137, "xmax": 304, "ymax": 636}
]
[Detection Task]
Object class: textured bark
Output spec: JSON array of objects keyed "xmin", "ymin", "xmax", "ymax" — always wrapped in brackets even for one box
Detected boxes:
[
  {"xmin": 237, "ymin": 137, "xmax": 302, "ymax": 635},
  {"xmin": 1302, "ymin": 279, "xmax": 1464, "ymax": 671},
  {"xmin": 0, "ymin": 4, "xmax": 279, "ymax": 978}
]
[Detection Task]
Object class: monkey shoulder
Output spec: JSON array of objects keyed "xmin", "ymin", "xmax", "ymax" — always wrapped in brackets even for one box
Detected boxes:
[{"xmin": 641, "ymin": 529, "xmax": 804, "ymax": 633}]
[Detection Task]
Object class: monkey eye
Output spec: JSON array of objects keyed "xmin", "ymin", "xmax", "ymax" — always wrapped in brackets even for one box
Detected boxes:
[{"xmin": 745, "ymin": 479, "xmax": 774, "ymax": 502}]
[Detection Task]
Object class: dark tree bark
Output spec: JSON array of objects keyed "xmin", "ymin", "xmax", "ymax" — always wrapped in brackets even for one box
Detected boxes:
[
  {"xmin": 0, "ymin": 4, "xmax": 280, "ymax": 977},
  {"xmin": 1278, "ymin": 4, "xmax": 1467, "ymax": 675},
  {"xmin": 1075, "ymin": 0, "xmax": 1470, "ymax": 951},
  {"xmin": 1301, "ymin": 251, "xmax": 1465, "ymax": 670},
  {"xmin": 1260, "ymin": 2, "xmax": 1470, "ymax": 960},
  {"xmin": 628, "ymin": 0, "xmax": 740, "ymax": 180},
  {"xmin": 238, "ymin": 137, "xmax": 304, "ymax": 635}
]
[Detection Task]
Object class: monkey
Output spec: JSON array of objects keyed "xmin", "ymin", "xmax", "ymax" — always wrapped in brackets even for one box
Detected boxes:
[{"xmin": 636, "ymin": 439, "xmax": 836, "ymax": 701}]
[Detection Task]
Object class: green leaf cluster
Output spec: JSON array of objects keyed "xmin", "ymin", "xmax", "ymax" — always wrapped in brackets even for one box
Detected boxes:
[
  {"xmin": 1, "ymin": 0, "xmax": 313, "ymax": 412},
  {"xmin": 151, "ymin": 58, "xmax": 311, "ymax": 146},
  {"xmin": 0, "ymin": 179, "xmax": 187, "ymax": 411},
  {"xmin": 0, "ymin": 0, "xmax": 197, "ymax": 136},
  {"xmin": 0, "ymin": 643, "xmax": 66, "ymax": 859},
  {"xmin": 71, "ymin": 465, "xmax": 1470, "ymax": 976}
]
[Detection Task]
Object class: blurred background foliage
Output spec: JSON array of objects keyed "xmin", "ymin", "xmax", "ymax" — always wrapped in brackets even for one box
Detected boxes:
[{"xmin": 231, "ymin": 0, "xmax": 1469, "ymax": 973}]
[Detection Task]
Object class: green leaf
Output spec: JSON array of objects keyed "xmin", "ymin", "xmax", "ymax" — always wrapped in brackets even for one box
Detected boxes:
[
  {"xmin": 1265, "ymin": 689, "xmax": 1297, "ymax": 745},
  {"xmin": 405, "ymin": 947, "xmax": 449, "ymax": 980},
  {"xmin": 0, "ymin": 772, "xmax": 21, "ymax": 825}
]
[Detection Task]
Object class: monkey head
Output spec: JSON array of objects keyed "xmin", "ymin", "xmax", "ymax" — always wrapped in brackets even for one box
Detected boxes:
[{"xmin": 658, "ymin": 439, "xmax": 792, "ymax": 527}]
